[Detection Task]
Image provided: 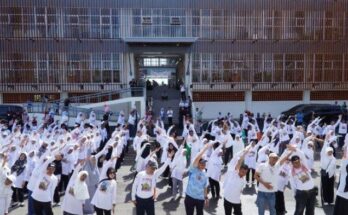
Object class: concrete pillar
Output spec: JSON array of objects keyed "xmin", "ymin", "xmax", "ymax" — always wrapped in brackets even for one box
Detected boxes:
[
  {"xmin": 0, "ymin": 93, "xmax": 3, "ymax": 104},
  {"xmin": 245, "ymin": 90, "xmax": 252, "ymax": 111},
  {"xmin": 303, "ymin": 90, "xmax": 310, "ymax": 104},
  {"xmin": 140, "ymin": 97, "xmax": 146, "ymax": 117}
]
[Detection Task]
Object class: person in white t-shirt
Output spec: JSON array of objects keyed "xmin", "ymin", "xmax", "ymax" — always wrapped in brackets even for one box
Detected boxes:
[
  {"xmin": 132, "ymin": 151, "xmax": 174, "ymax": 215},
  {"xmin": 170, "ymin": 144, "xmax": 187, "ymax": 199},
  {"xmin": 91, "ymin": 167, "xmax": 117, "ymax": 215},
  {"xmin": 32, "ymin": 162, "xmax": 58, "ymax": 215},
  {"xmin": 167, "ymin": 107, "xmax": 174, "ymax": 126},
  {"xmin": 255, "ymin": 149, "xmax": 292, "ymax": 215},
  {"xmin": 223, "ymin": 146, "xmax": 251, "ymax": 215},
  {"xmin": 288, "ymin": 147, "xmax": 316, "ymax": 215}
]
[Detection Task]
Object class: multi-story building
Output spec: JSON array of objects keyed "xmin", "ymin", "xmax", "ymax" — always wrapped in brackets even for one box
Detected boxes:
[{"xmin": 1, "ymin": 0, "xmax": 348, "ymax": 118}]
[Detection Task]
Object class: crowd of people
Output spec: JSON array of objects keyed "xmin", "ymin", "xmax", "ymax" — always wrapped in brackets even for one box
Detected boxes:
[{"xmin": 0, "ymin": 105, "xmax": 348, "ymax": 215}]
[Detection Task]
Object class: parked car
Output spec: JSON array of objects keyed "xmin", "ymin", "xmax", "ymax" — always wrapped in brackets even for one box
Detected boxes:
[
  {"xmin": 281, "ymin": 104, "xmax": 347, "ymax": 125},
  {"xmin": 0, "ymin": 105, "xmax": 24, "ymax": 121}
]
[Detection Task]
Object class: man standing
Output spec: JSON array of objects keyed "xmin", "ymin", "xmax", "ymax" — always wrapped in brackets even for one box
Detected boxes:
[
  {"xmin": 167, "ymin": 107, "xmax": 173, "ymax": 126},
  {"xmin": 223, "ymin": 146, "xmax": 251, "ymax": 215},
  {"xmin": 132, "ymin": 152, "xmax": 174, "ymax": 215},
  {"xmin": 255, "ymin": 151, "xmax": 291, "ymax": 215},
  {"xmin": 32, "ymin": 162, "xmax": 58, "ymax": 215},
  {"xmin": 288, "ymin": 148, "xmax": 317, "ymax": 215}
]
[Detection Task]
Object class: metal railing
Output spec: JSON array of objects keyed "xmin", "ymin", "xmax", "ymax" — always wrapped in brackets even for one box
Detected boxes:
[
  {"xmin": 52, "ymin": 87, "xmax": 145, "ymax": 106},
  {"xmin": 0, "ymin": 83, "xmax": 127, "ymax": 93},
  {"xmin": 26, "ymin": 102, "xmax": 118, "ymax": 122},
  {"xmin": 191, "ymin": 82, "xmax": 348, "ymax": 91}
]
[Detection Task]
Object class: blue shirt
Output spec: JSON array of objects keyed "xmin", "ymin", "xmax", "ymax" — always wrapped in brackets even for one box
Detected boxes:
[
  {"xmin": 296, "ymin": 112, "xmax": 304, "ymax": 123},
  {"xmin": 186, "ymin": 166, "xmax": 208, "ymax": 200}
]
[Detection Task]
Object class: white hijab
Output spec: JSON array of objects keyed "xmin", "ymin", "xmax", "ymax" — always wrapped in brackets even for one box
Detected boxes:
[{"xmin": 73, "ymin": 171, "xmax": 90, "ymax": 200}]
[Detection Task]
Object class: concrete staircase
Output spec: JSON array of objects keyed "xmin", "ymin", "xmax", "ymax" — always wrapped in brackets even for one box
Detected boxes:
[{"xmin": 147, "ymin": 85, "xmax": 181, "ymax": 124}]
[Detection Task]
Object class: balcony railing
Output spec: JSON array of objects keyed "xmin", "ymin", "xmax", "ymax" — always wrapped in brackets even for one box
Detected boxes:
[
  {"xmin": 51, "ymin": 87, "xmax": 145, "ymax": 106},
  {"xmin": 0, "ymin": 83, "xmax": 128, "ymax": 93},
  {"xmin": 26, "ymin": 102, "xmax": 118, "ymax": 122},
  {"xmin": 191, "ymin": 82, "xmax": 348, "ymax": 91}
]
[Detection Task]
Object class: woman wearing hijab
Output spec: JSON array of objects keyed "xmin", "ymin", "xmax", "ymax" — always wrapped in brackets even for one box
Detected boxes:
[
  {"xmin": 334, "ymin": 157, "xmax": 348, "ymax": 214},
  {"xmin": 320, "ymin": 143, "xmax": 336, "ymax": 205},
  {"xmin": 0, "ymin": 154, "xmax": 16, "ymax": 215},
  {"xmin": 11, "ymin": 152, "xmax": 28, "ymax": 207},
  {"xmin": 83, "ymin": 154, "xmax": 100, "ymax": 214},
  {"xmin": 62, "ymin": 162, "xmax": 89, "ymax": 215},
  {"xmin": 91, "ymin": 167, "xmax": 117, "ymax": 215},
  {"xmin": 207, "ymin": 141, "xmax": 225, "ymax": 199}
]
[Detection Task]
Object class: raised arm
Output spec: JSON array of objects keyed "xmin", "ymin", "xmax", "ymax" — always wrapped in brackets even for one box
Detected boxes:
[
  {"xmin": 234, "ymin": 145, "xmax": 252, "ymax": 170},
  {"xmin": 192, "ymin": 144, "xmax": 211, "ymax": 167}
]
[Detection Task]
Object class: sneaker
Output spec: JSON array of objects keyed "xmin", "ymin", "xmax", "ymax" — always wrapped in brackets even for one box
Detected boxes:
[
  {"xmin": 53, "ymin": 202, "xmax": 61, "ymax": 207},
  {"xmin": 11, "ymin": 202, "xmax": 18, "ymax": 207},
  {"xmin": 19, "ymin": 202, "xmax": 25, "ymax": 207},
  {"xmin": 323, "ymin": 202, "xmax": 329, "ymax": 206}
]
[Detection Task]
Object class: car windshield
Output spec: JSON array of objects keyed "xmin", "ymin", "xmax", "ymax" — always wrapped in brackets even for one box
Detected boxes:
[{"xmin": 286, "ymin": 105, "xmax": 305, "ymax": 113}]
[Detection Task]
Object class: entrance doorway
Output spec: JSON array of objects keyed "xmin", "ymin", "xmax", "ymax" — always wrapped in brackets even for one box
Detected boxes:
[{"xmin": 134, "ymin": 55, "xmax": 184, "ymax": 89}]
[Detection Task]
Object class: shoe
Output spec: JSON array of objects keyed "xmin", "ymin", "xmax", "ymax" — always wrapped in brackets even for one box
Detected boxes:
[
  {"xmin": 53, "ymin": 202, "xmax": 61, "ymax": 207},
  {"xmin": 11, "ymin": 202, "xmax": 18, "ymax": 207},
  {"xmin": 323, "ymin": 202, "xmax": 329, "ymax": 206},
  {"xmin": 19, "ymin": 202, "xmax": 25, "ymax": 207}
]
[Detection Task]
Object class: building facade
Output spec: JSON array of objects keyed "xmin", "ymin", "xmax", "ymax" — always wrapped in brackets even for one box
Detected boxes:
[{"xmin": 1, "ymin": 0, "xmax": 348, "ymax": 117}]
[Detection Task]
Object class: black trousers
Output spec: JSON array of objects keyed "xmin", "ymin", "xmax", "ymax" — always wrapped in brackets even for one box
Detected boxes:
[
  {"xmin": 224, "ymin": 198, "xmax": 242, "ymax": 215},
  {"xmin": 12, "ymin": 187, "xmax": 24, "ymax": 202},
  {"xmin": 224, "ymin": 147, "xmax": 233, "ymax": 165},
  {"xmin": 246, "ymin": 168, "xmax": 255, "ymax": 183},
  {"xmin": 209, "ymin": 177, "xmax": 220, "ymax": 198},
  {"xmin": 275, "ymin": 191, "xmax": 286, "ymax": 215},
  {"xmin": 184, "ymin": 195, "xmax": 204, "ymax": 215},
  {"xmin": 94, "ymin": 206, "xmax": 111, "ymax": 215},
  {"xmin": 53, "ymin": 176, "xmax": 62, "ymax": 203},
  {"xmin": 334, "ymin": 195, "xmax": 348, "ymax": 215},
  {"xmin": 321, "ymin": 170, "xmax": 335, "ymax": 204},
  {"xmin": 33, "ymin": 199, "xmax": 53, "ymax": 215},
  {"xmin": 136, "ymin": 196, "xmax": 155, "ymax": 215},
  {"xmin": 338, "ymin": 135, "xmax": 345, "ymax": 148},
  {"xmin": 168, "ymin": 117, "xmax": 173, "ymax": 126},
  {"xmin": 294, "ymin": 189, "xmax": 316, "ymax": 215},
  {"xmin": 60, "ymin": 174, "xmax": 70, "ymax": 193}
]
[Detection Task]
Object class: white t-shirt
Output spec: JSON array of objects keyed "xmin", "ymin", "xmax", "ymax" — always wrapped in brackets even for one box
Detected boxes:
[
  {"xmin": 256, "ymin": 162, "xmax": 279, "ymax": 193},
  {"xmin": 91, "ymin": 179, "xmax": 117, "ymax": 210},
  {"xmin": 223, "ymin": 170, "xmax": 246, "ymax": 204},
  {"xmin": 132, "ymin": 171, "xmax": 156, "ymax": 200},
  {"xmin": 31, "ymin": 173, "xmax": 58, "ymax": 202},
  {"xmin": 290, "ymin": 167, "xmax": 315, "ymax": 191}
]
